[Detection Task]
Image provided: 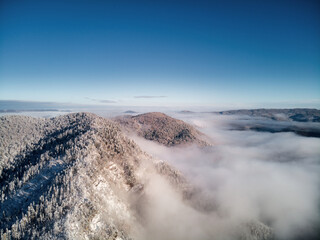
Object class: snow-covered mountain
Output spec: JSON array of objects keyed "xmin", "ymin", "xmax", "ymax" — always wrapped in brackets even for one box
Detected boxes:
[{"xmin": 0, "ymin": 113, "xmax": 275, "ymax": 240}]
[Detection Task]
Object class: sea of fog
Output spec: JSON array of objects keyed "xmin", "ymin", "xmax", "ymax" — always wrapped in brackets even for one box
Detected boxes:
[{"xmin": 132, "ymin": 112, "xmax": 320, "ymax": 240}]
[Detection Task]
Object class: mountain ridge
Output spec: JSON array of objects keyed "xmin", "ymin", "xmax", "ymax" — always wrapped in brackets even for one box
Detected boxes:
[{"xmin": 0, "ymin": 113, "xmax": 200, "ymax": 239}]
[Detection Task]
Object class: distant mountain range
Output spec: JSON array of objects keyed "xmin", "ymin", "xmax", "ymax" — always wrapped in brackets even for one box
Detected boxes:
[
  {"xmin": 216, "ymin": 108, "xmax": 320, "ymax": 122},
  {"xmin": 213, "ymin": 108, "xmax": 320, "ymax": 138},
  {"xmin": 0, "ymin": 109, "xmax": 71, "ymax": 113}
]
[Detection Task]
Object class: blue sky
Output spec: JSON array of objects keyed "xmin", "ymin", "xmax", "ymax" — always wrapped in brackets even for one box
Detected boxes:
[{"xmin": 0, "ymin": 0, "xmax": 319, "ymax": 108}]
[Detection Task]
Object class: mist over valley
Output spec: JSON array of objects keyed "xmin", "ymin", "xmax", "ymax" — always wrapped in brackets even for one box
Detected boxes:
[{"xmin": 0, "ymin": 108, "xmax": 319, "ymax": 239}]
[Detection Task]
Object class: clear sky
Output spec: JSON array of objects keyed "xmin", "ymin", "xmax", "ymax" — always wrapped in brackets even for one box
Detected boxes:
[{"xmin": 0, "ymin": 0, "xmax": 319, "ymax": 108}]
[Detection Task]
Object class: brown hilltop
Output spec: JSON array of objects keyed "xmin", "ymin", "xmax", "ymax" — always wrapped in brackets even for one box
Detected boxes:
[{"xmin": 115, "ymin": 112, "xmax": 210, "ymax": 147}]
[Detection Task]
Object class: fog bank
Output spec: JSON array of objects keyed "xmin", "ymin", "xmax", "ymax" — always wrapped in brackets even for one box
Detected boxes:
[{"xmin": 133, "ymin": 113, "xmax": 320, "ymax": 239}]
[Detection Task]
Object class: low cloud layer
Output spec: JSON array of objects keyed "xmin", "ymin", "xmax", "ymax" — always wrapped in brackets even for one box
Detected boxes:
[{"xmin": 132, "ymin": 113, "xmax": 320, "ymax": 240}]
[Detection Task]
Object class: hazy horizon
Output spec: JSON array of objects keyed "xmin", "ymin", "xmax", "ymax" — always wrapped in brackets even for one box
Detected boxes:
[{"xmin": 0, "ymin": 100, "xmax": 320, "ymax": 113}]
